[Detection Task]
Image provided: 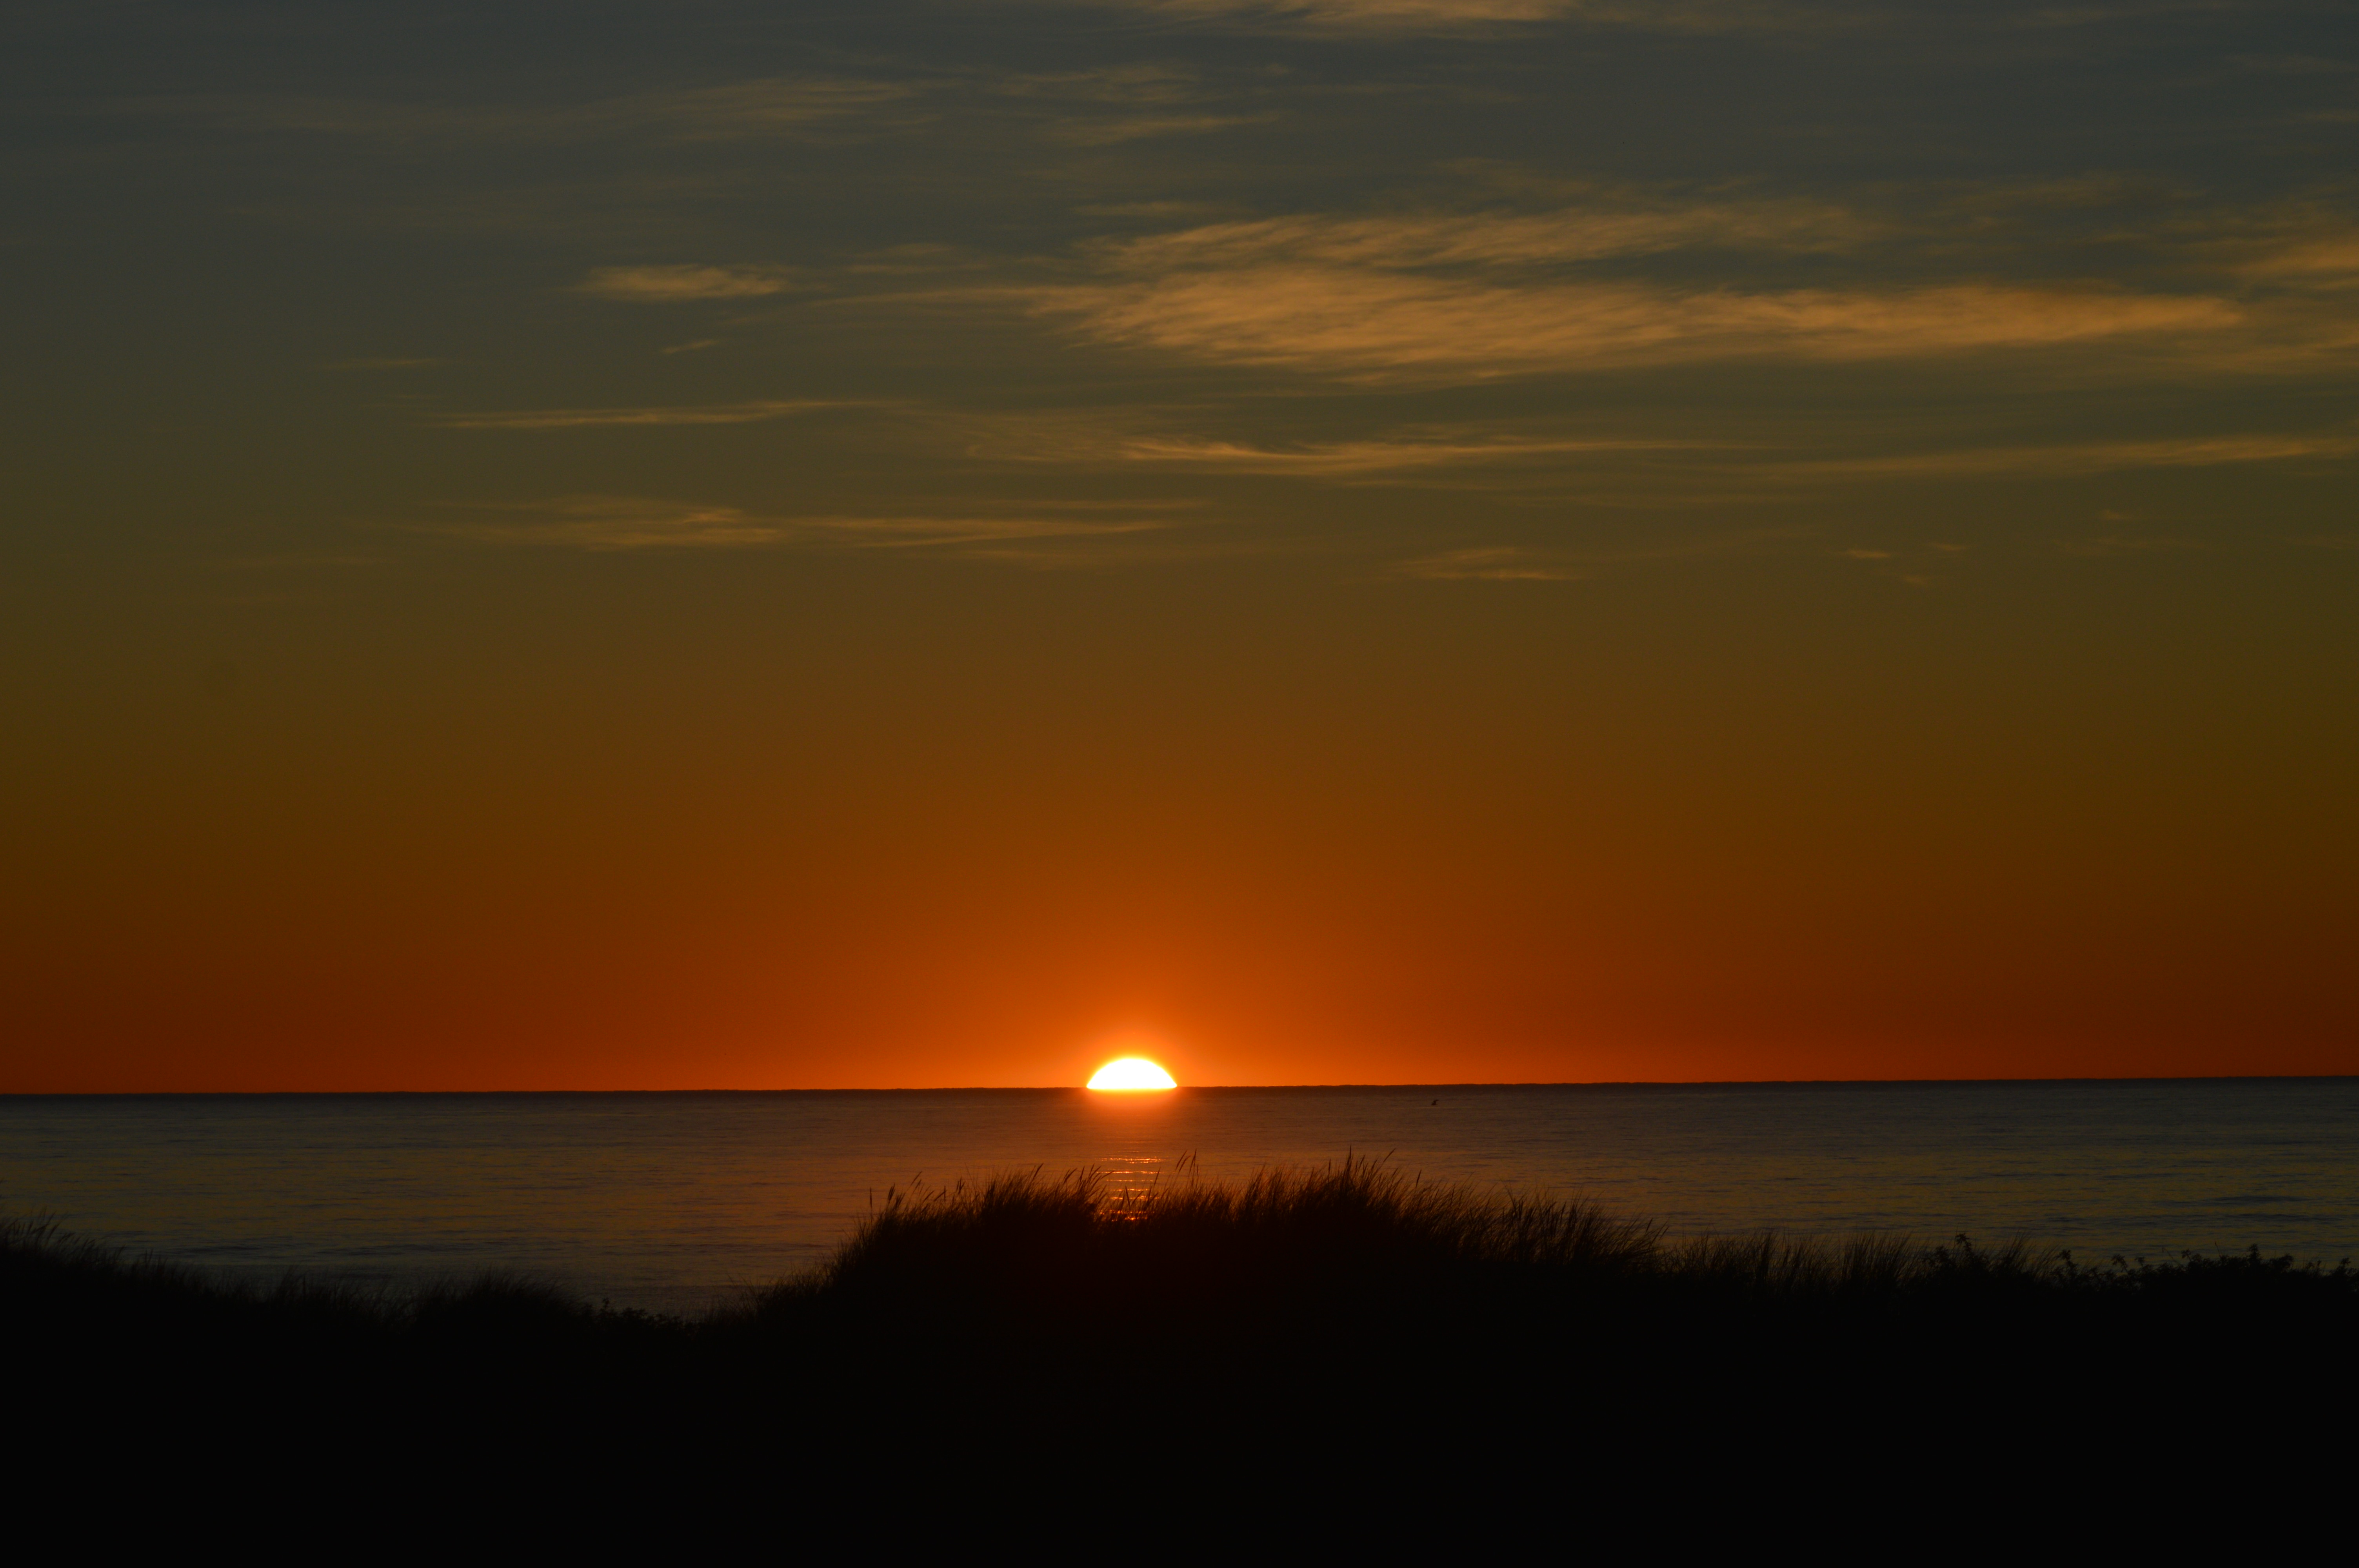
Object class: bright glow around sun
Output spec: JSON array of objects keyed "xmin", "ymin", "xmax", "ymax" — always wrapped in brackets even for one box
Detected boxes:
[{"xmin": 1087, "ymin": 1057, "xmax": 1177, "ymax": 1092}]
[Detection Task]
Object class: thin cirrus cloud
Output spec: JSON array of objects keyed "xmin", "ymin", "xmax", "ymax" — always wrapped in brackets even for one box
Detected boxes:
[
  {"xmin": 141, "ymin": 62, "xmax": 1305, "ymax": 152},
  {"xmin": 1013, "ymin": 197, "xmax": 2331, "ymax": 381},
  {"xmin": 2161, "ymin": 200, "xmax": 2359, "ymax": 287},
  {"xmin": 576, "ymin": 264, "xmax": 797, "ymax": 301},
  {"xmin": 1105, "ymin": 433, "xmax": 1719, "ymax": 473},
  {"xmin": 430, "ymin": 399, "xmax": 847, "ymax": 430},
  {"xmin": 426, "ymin": 496, "xmax": 1175, "ymax": 554},
  {"xmin": 327, "ymin": 356, "xmax": 444, "ymax": 370},
  {"xmin": 1392, "ymin": 546, "xmax": 1588, "ymax": 580},
  {"xmin": 936, "ymin": 404, "xmax": 1726, "ymax": 474},
  {"xmin": 1120, "ymin": 424, "xmax": 2359, "ymax": 490},
  {"xmin": 1762, "ymin": 428, "xmax": 2359, "ymax": 481},
  {"xmin": 939, "ymin": 393, "xmax": 2353, "ymax": 498},
  {"xmin": 2227, "ymin": 231, "xmax": 2359, "ymax": 285},
  {"xmin": 2252, "ymin": 240, "xmax": 2359, "ymax": 282},
  {"xmin": 1090, "ymin": 202, "xmax": 1881, "ymax": 272},
  {"xmin": 136, "ymin": 76, "xmax": 917, "ymax": 145},
  {"xmin": 1390, "ymin": 523, "xmax": 1844, "ymax": 582},
  {"xmin": 1046, "ymin": 112, "xmax": 1280, "ymax": 145},
  {"xmin": 1128, "ymin": 429, "xmax": 2359, "ymax": 482},
  {"xmin": 985, "ymin": 63, "xmax": 1284, "ymax": 143},
  {"xmin": 1043, "ymin": 267, "xmax": 2238, "ymax": 379},
  {"xmin": 1085, "ymin": 0, "xmax": 1824, "ymax": 32}
]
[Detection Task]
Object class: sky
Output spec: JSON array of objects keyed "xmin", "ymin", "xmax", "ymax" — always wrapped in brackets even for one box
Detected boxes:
[{"xmin": 3, "ymin": 0, "xmax": 2355, "ymax": 1090}]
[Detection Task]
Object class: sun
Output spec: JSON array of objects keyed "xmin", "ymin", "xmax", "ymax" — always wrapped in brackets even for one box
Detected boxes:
[{"xmin": 1087, "ymin": 1057, "xmax": 1177, "ymax": 1092}]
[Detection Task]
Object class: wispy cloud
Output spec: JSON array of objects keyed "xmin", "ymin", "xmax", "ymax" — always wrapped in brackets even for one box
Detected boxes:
[
  {"xmin": 1389, "ymin": 524, "xmax": 1819, "ymax": 579},
  {"xmin": 1047, "ymin": 112, "xmax": 1280, "ymax": 145},
  {"xmin": 430, "ymin": 400, "xmax": 850, "ymax": 430},
  {"xmin": 2248, "ymin": 237, "xmax": 2359, "ymax": 285},
  {"xmin": 938, "ymin": 405, "xmax": 1729, "ymax": 474},
  {"xmin": 1106, "ymin": 433, "xmax": 1719, "ymax": 472},
  {"xmin": 140, "ymin": 60, "xmax": 1308, "ymax": 157},
  {"xmin": 993, "ymin": 64, "xmax": 1210, "ymax": 103},
  {"xmin": 976, "ymin": 62, "xmax": 1285, "ymax": 144},
  {"xmin": 422, "ymin": 495, "xmax": 1180, "ymax": 555},
  {"xmin": 1392, "ymin": 545, "xmax": 1587, "ymax": 580},
  {"xmin": 643, "ymin": 77, "xmax": 925, "ymax": 140},
  {"xmin": 1768, "ymin": 429, "xmax": 2359, "ymax": 481},
  {"xmin": 940, "ymin": 398, "xmax": 2356, "ymax": 495},
  {"xmin": 1077, "ymin": 0, "xmax": 1838, "ymax": 34},
  {"xmin": 2230, "ymin": 54, "xmax": 2357, "ymax": 76},
  {"xmin": 438, "ymin": 498, "xmax": 786, "ymax": 549},
  {"xmin": 2053, "ymin": 533, "xmax": 2200, "ymax": 556},
  {"xmin": 1000, "ymin": 189, "xmax": 2359, "ymax": 382},
  {"xmin": 139, "ymin": 76, "xmax": 919, "ymax": 145},
  {"xmin": 576, "ymin": 264, "xmax": 796, "ymax": 301},
  {"xmin": 1092, "ymin": 201, "xmax": 1880, "ymax": 272},
  {"xmin": 1043, "ymin": 268, "xmax": 2237, "ymax": 379}
]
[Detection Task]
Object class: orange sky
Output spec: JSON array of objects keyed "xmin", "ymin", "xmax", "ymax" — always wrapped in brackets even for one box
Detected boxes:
[
  {"xmin": 10, "ymin": 555, "xmax": 2352, "ymax": 1090},
  {"xmin": 3, "ymin": 2, "xmax": 2355, "ymax": 1090}
]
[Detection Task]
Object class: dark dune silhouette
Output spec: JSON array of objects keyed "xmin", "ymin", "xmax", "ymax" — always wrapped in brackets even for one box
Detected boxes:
[{"xmin": 9, "ymin": 1162, "xmax": 2350, "ymax": 1527}]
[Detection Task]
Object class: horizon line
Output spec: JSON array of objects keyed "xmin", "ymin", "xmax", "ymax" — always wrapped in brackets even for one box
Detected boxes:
[{"xmin": 6, "ymin": 1073, "xmax": 2354, "ymax": 1098}]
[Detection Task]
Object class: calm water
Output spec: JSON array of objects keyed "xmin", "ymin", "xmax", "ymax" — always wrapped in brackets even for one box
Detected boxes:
[{"xmin": 4, "ymin": 1080, "xmax": 2354, "ymax": 1312}]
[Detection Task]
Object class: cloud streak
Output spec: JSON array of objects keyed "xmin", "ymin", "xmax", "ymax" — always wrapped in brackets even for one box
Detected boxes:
[
  {"xmin": 431, "ymin": 401, "xmax": 852, "ymax": 430},
  {"xmin": 1107, "ymin": 433, "xmax": 1723, "ymax": 472},
  {"xmin": 142, "ymin": 76, "xmax": 918, "ymax": 145},
  {"xmin": 1765, "ymin": 429, "xmax": 2359, "ymax": 481},
  {"xmin": 576, "ymin": 265, "xmax": 796, "ymax": 301},
  {"xmin": 1092, "ymin": 202, "xmax": 1881, "ymax": 272},
  {"xmin": 423, "ymin": 496, "xmax": 1177, "ymax": 554},
  {"xmin": 1392, "ymin": 545, "xmax": 1587, "ymax": 579},
  {"xmin": 1078, "ymin": 0, "xmax": 1838, "ymax": 34},
  {"xmin": 1001, "ymin": 191, "xmax": 2359, "ymax": 383},
  {"xmin": 1044, "ymin": 267, "xmax": 2238, "ymax": 379}
]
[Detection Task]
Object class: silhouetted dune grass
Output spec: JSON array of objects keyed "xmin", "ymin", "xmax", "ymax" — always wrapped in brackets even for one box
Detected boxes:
[
  {"xmin": 740, "ymin": 1156, "xmax": 2352, "ymax": 1325},
  {"xmin": 726, "ymin": 1159, "xmax": 2359, "ymax": 1433},
  {"xmin": 9, "ymin": 1163, "xmax": 2355, "ymax": 1518}
]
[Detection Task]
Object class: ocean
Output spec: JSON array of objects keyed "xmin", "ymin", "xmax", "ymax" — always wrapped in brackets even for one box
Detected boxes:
[{"xmin": 4, "ymin": 1078, "xmax": 2353, "ymax": 1312}]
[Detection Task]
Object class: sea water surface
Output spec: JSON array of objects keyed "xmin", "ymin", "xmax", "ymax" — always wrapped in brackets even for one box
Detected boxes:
[{"xmin": 4, "ymin": 1079, "xmax": 2354, "ymax": 1312}]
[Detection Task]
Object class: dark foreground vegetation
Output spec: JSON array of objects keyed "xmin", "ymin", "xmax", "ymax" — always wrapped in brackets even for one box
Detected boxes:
[{"xmin": 11, "ymin": 1161, "xmax": 2354, "ymax": 1530}]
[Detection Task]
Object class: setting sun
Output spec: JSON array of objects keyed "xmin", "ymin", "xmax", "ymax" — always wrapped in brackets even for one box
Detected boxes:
[{"xmin": 1086, "ymin": 1058, "xmax": 1177, "ymax": 1092}]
